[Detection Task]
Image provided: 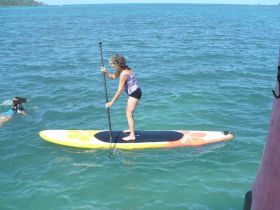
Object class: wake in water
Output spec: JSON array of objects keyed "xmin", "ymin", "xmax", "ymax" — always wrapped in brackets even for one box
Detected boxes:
[{"xmin": 0, "ymin": 99, "xmax": 13, "ymax": 106}]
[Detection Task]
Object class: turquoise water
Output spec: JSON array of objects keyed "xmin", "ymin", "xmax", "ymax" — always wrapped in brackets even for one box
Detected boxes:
[{"xmin": 1, "ymin": 4, "xmax": 280, "ymax": 210}]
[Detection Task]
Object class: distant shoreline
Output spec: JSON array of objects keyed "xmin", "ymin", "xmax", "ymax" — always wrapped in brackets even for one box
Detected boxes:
[{"xmin": 0, "ymin": 0, "xmax": 46, "ymax": 7}]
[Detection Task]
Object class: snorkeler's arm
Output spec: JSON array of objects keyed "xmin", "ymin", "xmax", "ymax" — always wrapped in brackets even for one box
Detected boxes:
[
  {"xmin": 18, "ymin": 109, "xmax": 27, "ymax": 115},
  {"xmin": 110, "ymin": 75, "xmax": 127, "ymax": 104},
  {"xmin": 17, "ymin": 105, "xmax": 27, "ymax": 115},
  {"xmin": 22, "ymin": 110, "xmax": 27, "ymax": 115}
]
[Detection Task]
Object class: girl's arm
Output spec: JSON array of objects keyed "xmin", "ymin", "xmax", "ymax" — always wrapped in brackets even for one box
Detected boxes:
[
  {"xmin": 101, "ymin": 67, "xmax": 120, "ymax": 80},
  {"xmin": 106, "ymin": 75, "xmax": 127, "ymax": 107}
]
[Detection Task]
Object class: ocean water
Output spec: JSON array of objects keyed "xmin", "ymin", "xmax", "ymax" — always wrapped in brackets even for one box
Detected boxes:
[{"xmin": 0, "ymin": 4, "xmax": 280, "ymax": 210}]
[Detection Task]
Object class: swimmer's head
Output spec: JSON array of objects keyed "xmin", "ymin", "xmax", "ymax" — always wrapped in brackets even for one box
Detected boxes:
[{"xmin": 13, "ymin": 97, "xmax": 28, "ymax": 105}]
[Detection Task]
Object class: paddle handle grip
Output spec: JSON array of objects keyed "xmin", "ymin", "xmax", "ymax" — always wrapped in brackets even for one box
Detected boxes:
[
  {"xmin": 99, "ymin": 42, "xmax": 109, "ymax": 103},
  {"xmin": 99, "ymin": 42, "xmax": 105, "ymax": 67}
]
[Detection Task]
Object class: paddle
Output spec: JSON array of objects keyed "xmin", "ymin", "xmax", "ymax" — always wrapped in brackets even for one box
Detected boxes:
[{"xmin": 98, "ymin": 42, "xmax": 113, "ymax": 157}]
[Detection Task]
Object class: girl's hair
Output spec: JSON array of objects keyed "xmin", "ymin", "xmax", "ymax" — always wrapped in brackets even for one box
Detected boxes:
[{"xmin": 109, "ymin": 54, "xmax": 130, "ymax": 71}]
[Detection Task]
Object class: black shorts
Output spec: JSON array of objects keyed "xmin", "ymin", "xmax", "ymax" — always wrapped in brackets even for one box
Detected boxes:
[{"xmin": 129, "ymin": 88, "xmax": 142, "ymax": 100}]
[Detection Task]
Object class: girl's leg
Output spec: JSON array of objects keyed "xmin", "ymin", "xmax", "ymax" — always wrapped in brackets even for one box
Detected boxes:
[{"xmin": 123, "ymin": 96, "xmax": 139, "ymax": 141}]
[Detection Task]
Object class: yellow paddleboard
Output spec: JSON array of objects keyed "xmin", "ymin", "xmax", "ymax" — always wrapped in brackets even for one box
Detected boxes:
[{"xmin": 39, "ymin": 130, "xmax": 234, "ymax": 150}]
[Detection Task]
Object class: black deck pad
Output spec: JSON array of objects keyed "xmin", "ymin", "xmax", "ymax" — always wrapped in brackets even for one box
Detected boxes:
[{"xmin": 94, "ymin": 131, "xmax": 184, "ymax": 143}]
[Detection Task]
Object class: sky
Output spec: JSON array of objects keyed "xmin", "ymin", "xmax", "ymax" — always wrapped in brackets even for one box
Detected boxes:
[{"xmin": 41, "ymin": 0, "xmax": 280, "ymax": 5}]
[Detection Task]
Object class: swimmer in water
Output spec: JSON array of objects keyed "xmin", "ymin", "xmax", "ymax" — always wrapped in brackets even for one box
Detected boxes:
[{"xmin": 0, "ymin": 97, "xmax": 28, "ymax": 126}]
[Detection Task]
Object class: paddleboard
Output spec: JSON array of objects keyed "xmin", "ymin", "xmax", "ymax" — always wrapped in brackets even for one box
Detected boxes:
[{"xmin": 39, "ymin": 130, "xmax": 234, "ymax": 149}]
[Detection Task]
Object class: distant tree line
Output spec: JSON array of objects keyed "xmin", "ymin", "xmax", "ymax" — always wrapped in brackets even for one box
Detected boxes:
[{"xmin": 0, "ymin": 0, "xmax": 45, "ymax": 6}]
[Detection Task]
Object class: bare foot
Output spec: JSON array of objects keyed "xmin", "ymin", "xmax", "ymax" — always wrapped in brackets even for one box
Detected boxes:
[
  {"xmin": 122, "ymin": 129, "xmax": 130, "ymax": 133},
  {"xmin": 122, "ymin": 135, "xmax": 135, "ymax": 141}
]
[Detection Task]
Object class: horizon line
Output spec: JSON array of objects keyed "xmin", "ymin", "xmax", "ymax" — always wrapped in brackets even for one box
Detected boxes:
[{"xmin": 45, "ymin": 2, "xmax": 279, "ymax": 6}]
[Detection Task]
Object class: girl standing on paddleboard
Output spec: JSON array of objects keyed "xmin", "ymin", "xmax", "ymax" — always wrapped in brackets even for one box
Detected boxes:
[{"xmin": 101, "ymin": 55, "xmax": 142, "ymax": 141}]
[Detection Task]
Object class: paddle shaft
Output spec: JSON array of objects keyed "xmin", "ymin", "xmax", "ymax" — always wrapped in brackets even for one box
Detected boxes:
[{"xmin": 99, "ymin": 42, "xmax": 113, "ymax": 144}]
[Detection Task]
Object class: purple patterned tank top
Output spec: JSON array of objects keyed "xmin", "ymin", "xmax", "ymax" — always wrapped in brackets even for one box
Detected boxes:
[{"xmin": 122, "ymin": 71, "xmax": 140, "ymax": 95}]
